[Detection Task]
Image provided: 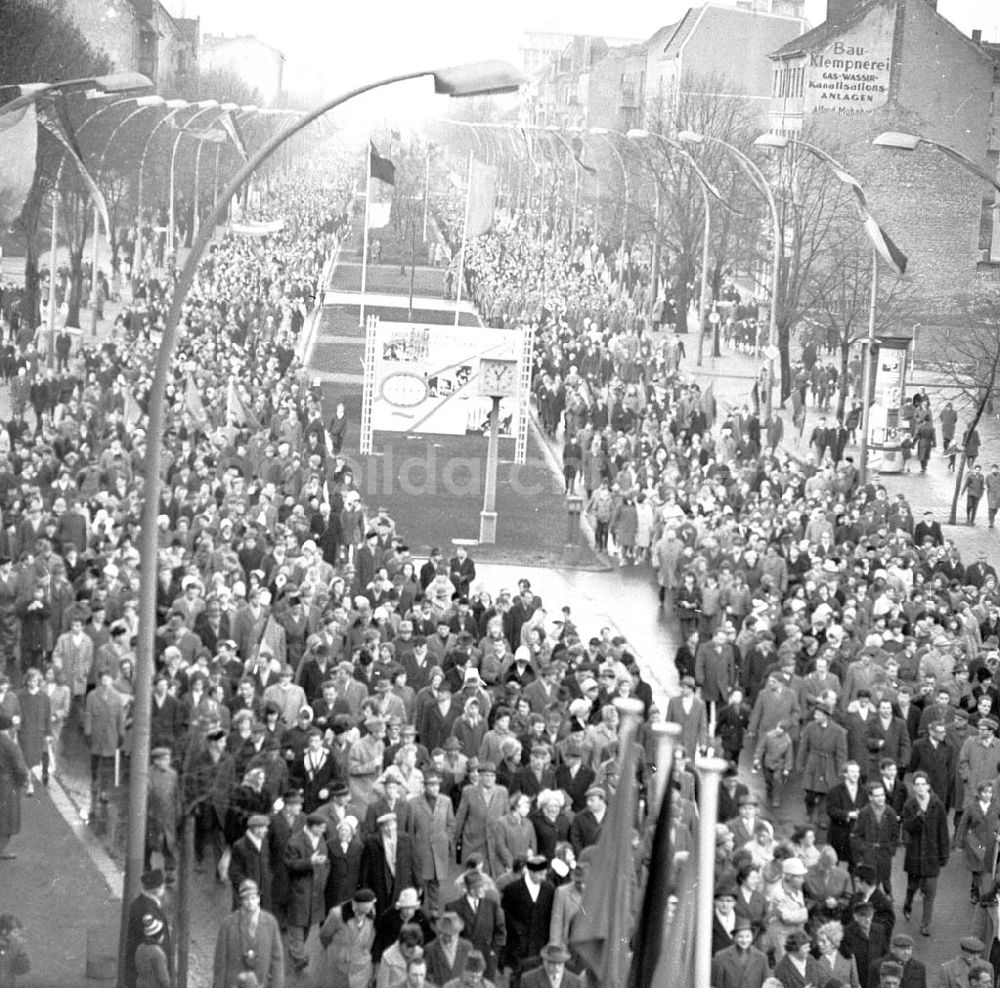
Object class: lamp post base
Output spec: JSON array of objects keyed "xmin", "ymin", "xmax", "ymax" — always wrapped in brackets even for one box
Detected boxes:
[{"xmin": 479, "ymin": 511, "xmax": 497, "ymax": 545}]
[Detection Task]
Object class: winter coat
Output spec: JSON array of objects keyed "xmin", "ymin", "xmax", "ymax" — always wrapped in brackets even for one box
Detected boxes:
[
  {"xmin": 901, "ymin": 794, "xmax": 950, "ymax": 878},
  {"xmin": 84, "ymin": 686, "xmax": 125, "ymax": 757},
  {"xmin": 796, "ymin": 720, "xmax": 848, "ymax": 794},
  {"xmin": 0, "ymin": 732, "xmax": 28, "ymax": 838}
]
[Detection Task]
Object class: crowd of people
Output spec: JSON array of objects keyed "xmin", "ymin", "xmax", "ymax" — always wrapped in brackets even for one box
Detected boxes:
[{"xmin": 0, "ymin": 156, "xmax": 998, "ymax": 988}]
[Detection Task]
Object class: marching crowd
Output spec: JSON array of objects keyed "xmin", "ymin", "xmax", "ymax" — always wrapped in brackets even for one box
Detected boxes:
[{"xmin": 0, "ymin": 160, "xmax": 999, "ymax": 988}]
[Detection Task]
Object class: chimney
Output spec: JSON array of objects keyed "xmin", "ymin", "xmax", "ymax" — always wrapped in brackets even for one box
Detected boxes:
[{"xmin": 972, "ymin": 28, "xmax": 982, "ymax": 42}]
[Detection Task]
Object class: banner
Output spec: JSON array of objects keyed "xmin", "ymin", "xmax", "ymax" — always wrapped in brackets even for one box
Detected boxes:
[
  {"xmin": 466, "ymin": 159, "xmax": 497, "ymax": 238},
  {"xmin": 367, "ymin": 321, "xmax": 523, "ymax": 436},
  {"xmin": 230, "ymin": 218, "xmax": 286, "ymax": 236},
  {"xmin": 218, "ymin": 111, "xmax": 249, "ymax": 161},
  {"xmin": 0, "ymin": 102, "xmax": 36, "ymax": 230},
  {"xmin": 366, "ymin": 200, "xmax": 392, "ymax": 230}
]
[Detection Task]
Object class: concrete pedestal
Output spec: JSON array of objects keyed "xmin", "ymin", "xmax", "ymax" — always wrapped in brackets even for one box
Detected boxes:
[{"xmin": 479, "ymin": 511, "xmax": 497, "ymax": 544}]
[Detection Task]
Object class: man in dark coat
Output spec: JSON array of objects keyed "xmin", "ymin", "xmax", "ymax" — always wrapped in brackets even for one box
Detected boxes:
[
  {"xmin": 425, "ymin": 911, "xmax": 475, "ymax": 987},
  {"xmin": 908, "ymin": 721, "xmax": 956, "ymax": 808},
  {"xmin": 913, "ymin": 511, "xmax": 944, "ymax": 548},
  {"xmin": 213, "ymin": 878, "xmax": 284, "ymax": 988},
  {"xmin": 567, "ymin": 786, "xmax": 606, "ymax": 855},
  {"xmin": 843, "ymin": 900, "xmax": 887, "ymax": 988},
  {"xmin": 358, "ymin": 813, "xmax": 419, "ymax": 914},
  {"xmin": 901, "ymin": 771, "xmax": 951, "ymax": 937},
  {"xmin": 284, "ymin": 813, "xmax": 331, "ymax": 973},
  {"xmin": 268, "ymin": 789, "xmax": 303, "ymax": 930},
  {"xmin": 124, "ymin": 870, "xmax": 173, "ymax": 988},
  {"xmin": 230, "ymin": 814, "xmax": 274, "ymax": 911},
  {"xmin": 184, "ymin": 727, "xmax": 235, "ymax": 872},
  {"xmin": 448, "ymin": 545, "xmax": 476, "ymax": 599},
  {"xmin": 324, "ymin": 815, "xmax": 363, "ymax": 912},
  {"xmin": 501, "ymin": 855, "xmax": 555, "ymax": 983},
  {"xmin": 446, "ymin": 870, "xmax": 506, "ymax": 979},
  {"xmin": 870, "ymin": 932, "xmax": 927, "ymax": 988}
]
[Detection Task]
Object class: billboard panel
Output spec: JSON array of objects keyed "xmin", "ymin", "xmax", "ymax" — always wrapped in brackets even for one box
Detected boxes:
[{"xmin": 370, "ymin": 322, "xmax": 522, "ymax": 436}]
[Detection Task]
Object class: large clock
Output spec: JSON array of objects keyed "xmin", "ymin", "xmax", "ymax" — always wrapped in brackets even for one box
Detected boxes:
[{"xmin": 479, "ymin": 358, "xmax": 518, "ymax": 396}]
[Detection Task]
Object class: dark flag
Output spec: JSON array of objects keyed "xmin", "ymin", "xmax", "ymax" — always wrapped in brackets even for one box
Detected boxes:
[
  {"xmin": 627, "ymin": 763, "xmax": 697, "ymax": 988},
  {"xmin": 369, "ymin": 141, "xmax": 395, "ymax": 185}
]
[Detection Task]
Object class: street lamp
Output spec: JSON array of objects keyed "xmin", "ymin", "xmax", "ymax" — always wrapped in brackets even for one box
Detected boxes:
[
  {"xmin": 122, "ymin": 58, "xmax": 524, "ymax": 984},
  {"xmin": 0, "ymin": 71, "xmax": 151, "ymax": 113},
  {"xmin": 589, "ymin": 127, "xmax": 629, "ymax": 250},
  {"xmin": 679, "ymin": 129, "xmax": 781, "ymax": 416},
  {"xmin": 873, "ymin": 131, "xmax": 1000, "ymax": 196},
  {"xmin": 757, "ymin": 132, "xmax": 908, "ymax": 481},
  {"xmin": 628, "ymin": 128, "xmax": 735, "ymax": 363},
  {"xmin": 547, "ymin": 127, "xmax": 581, "ymax": 241}
]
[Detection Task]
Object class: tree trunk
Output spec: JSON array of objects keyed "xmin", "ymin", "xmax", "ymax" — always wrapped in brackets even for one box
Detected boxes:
[
  {"xmin": 836, "ymin": 337, "xmax": 851, "ymax": 421},
  {"xmin": 778, "ymin": 317, "xmax": 792, "ymax": 405},
  {"xmin": 950, "ymin": 394, "xmax": 990, "ymax": 525},
  {"xmin": 67, "ymin": 245, "xmax": 84, "ymax": 327},
  {"xmin": 23, "ymin": 242, "xmax": 41, "ymax": 329}
]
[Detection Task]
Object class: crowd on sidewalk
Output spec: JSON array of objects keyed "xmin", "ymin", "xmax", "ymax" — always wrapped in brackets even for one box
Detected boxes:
[{"xmin": 0, "ymin": 164, "xmax": 999, "ymax": 988}]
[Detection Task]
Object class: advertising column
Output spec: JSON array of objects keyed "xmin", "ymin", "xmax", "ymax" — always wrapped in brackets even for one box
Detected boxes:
[{"xmin": 868, "ymin": 338, "xmax": 909, "ymax": 474}]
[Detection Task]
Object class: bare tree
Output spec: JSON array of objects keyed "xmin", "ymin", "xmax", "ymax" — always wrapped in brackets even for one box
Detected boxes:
[
  {"xmin": 806, "ymin": 234, "xmax": 915, "ymax": 420},
  {"xmin": 937, "ymin": 295, "xmax": 1000, "ymax": 525}
]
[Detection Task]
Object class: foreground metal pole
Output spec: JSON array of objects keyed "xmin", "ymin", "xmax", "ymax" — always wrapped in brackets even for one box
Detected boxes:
[
  {"xmin": 859, "ymin": 246, "xmax": 879, "ymax": 483},
  {"xmin": 119, "ymin": 64, "xmax": 521, "ymax": 982}
]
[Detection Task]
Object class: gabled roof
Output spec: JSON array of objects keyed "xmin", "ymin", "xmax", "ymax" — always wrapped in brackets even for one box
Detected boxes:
[
  {"xmin": 666, "ymin": 4, "xmax": 806, "ymax": 60},
  {"xmin": 771, "ymin": 0, "xmax": 990, "ymax": 61}
]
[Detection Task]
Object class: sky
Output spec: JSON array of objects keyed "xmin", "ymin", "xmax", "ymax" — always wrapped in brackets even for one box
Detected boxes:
[{"xmin": 164, "ymin": 0, "xmax": 1000, "ymax": 109}]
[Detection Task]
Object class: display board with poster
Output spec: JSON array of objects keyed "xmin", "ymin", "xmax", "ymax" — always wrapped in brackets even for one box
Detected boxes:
[
  {"xmin": 867, "ymin": 338, "xmax": 909, "ymax": 474},
  {"xmin": 364, "ymin": 320, "xmax": 526, "ymax": 439}
]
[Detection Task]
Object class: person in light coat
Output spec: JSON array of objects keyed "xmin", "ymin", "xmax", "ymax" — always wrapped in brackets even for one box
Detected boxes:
[
  {"xmin": 408, "ymin": 770, "xmax": 455, "ymax": 914},
  {"xmin": 318, "ymin": 889, "xmax": 377, "ymax": 988}
]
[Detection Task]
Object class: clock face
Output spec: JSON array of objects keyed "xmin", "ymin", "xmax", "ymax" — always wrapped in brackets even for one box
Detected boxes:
[{"xmin": 480, "ymin": 359, "xmax": 517, "ymax": 395}]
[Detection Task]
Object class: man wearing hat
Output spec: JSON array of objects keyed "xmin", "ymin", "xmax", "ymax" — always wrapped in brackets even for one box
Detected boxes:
[
  {"xmin": 665, "ymin": 675, "xmax": 709, "ymax": 761},
  {"xmin": 765, "ymin": 857, "xmax": 809, "ymax": 960},
  {"xmin": 358, "ymin": 811, "xmax": 419, "ymax": 916},
  {"xmin": 124, "ymin": 869, "xmax": 173, "ymax": 988},
  {"xmin": 445, "ymin": 870, "xmax": 506, "ymax": 980},
  {"xmin": 184, "ymin": 727, "xmax": 235, "ymax": 876},
  {"xmin": 425, "ymin": 911, "xmax": 474, "ymax": 986},
  {"xmin": 568, "ymin": 786, "xmax": 607, "ymax": 855},
  {"xmin": 262, "ymin": 663, "xmax": 306, "ymax": 728},
  {"xmin": 553, "ymin": 737, "xmax": 593, "ymax": 813},
  {"xmin": 410, "ymin": 769, "xmax": 456, "ymax": 914},
  {"xmin": 284, "ymin": 812, "xmax": 330, "ymax": 972},
  {"xmin": 213, "ymin": 878, "xmax": 284, "ymax": 988},
  {"xmin": 938, "ymin": 937, "xmax": 994, "ymax": 988},
  {"xmin": 455, "ymin": 761, "xmax": 509, "ymax": 874},
  {"xmin": 520, "ymin": 942, "xmax": 582, "ymax": 988},
  {"xmin": 501, "ymin": 854, "xmax": 555, "ymax": 984},
  {"xmin": 870, "ymin": 933, "xmax": 926, "ymax": 988},
  {"xmin": 710, "ymin": 916, "xmax": 769, "ymax": 988},
  {"xmin": 145, "ymin": 747, "xmax": 179, "ymax": 883},
  {"xmin": 843, "ymin": 900, "xmax": 888, "ymax": 985},
  {"xmin": 229, "ymin": 814, "xmax": 273, "ymax": 912}
]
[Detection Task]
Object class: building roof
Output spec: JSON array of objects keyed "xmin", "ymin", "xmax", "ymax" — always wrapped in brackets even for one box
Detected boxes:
[
  {"xmin": 665, "ymin": 4, "xmax": 806, "ymax": 59},
  {"xmin": 771, "ymin": 0, "xmax": 989, "ymax": 60},
  {"xmin": 202, "ymin": 33, "xmax": 285, "ymax": 61}
]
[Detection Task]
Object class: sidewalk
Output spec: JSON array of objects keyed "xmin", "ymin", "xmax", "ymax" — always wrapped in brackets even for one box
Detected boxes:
[
  {"xmin": 0, "ymin": 782, "xmax": 122, "ymax": 987},
  {"xmin": 683, "ymin": 338, "xmax": 1000, "ymax": 563}
]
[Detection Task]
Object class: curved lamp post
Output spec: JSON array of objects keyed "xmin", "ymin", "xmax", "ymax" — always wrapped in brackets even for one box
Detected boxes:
[
  {"xmin": 546, "ymin": 126, "xmax": 581, "ymax": 241},
  {"xmin": 121, "ymin": 58, "xmax": 523, "ymax": 982},
  {"xmin": 679, "ymin": 129, "xmax": 781, "ymax": 416},
  {"xmin": 0, "ymin": 71, "xmax": 150, "ymax": 114},
  {"xmin": 629, "ymin": 128, "xmax": 736, "ymax": 361},
  {"xmin": 168, "ymin": 101, "xmax": 220, "ymax": 254},
  {"xmin": 589, "ymin": 127, "xmax": 629, "ymax": 249},
  {"xmin": 873, "ymin": 131, "xmax": 1000, "ymax": 196}
]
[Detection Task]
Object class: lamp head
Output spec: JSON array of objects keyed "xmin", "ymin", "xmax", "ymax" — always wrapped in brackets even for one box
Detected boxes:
[
  {"xmin": 92, "ymin": 72, "xmax": 153, "ymax": 94},
  {"xmin": 754, "ymin": 133, "xmax": 789, "ymax": 149},
  {"xmin": 165, "ymin": 99, "xmax": 189, "ymax": 110},
  {"xmin": 626, "ymin": 128, "xmax": 650, "ymax": 140},
  {"xmin": 588, "ymin": 127, "xmax": 610, "ymax": 135},
  {"xmin": 873, "ymin": 131, "xmax": 921, "ymax": 151},
  {"xmin": 432, "ymin": 60, "xmax": 524, "ymax": 98},
  {"xmin": 136, "ymin": 95, "xmax": 166, "ymax": 107},
  {"xmin": 241, "ymin": 105, "xmax": 259, "ymax": 114},
  {"xmin": 195, "ymin": 100, "xmax": 220, "ymax": 110},
  {"xmin": 220, "ymin": 103, "xmax": 239, "ymax": 112},
  {"xmin": 676, "ymin": 130, "xmax": 704, "ymax": 145}
]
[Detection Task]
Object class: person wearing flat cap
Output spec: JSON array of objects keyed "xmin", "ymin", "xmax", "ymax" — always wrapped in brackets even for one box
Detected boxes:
[
  {"xmin": 455, "ymin": 760, "xmax": 509, "ymax": 875},
  {"xmin": 318, "ymin": 888, "xmax": 378, "ymax": 988},
  {"xmin": 501, "ymin": 854, "xmax": 555, "ymax": 982},
  {"xmin": 515, "ymin": 941, "xmax": 580, "ymax": 988},
  {"xmin": 124, "ymin": 869, "xmax": 172, "ymax": 988},
  {"xmin": 937, "ymin": 937, "xmax": 993, "ymax": 988},
  {"xmin": 711, "ymin": 915, "xmax": 769, "ymax": 988},
  {"xmin": 229, "ymin": 813, "xmax": 274, "ymax": 912},
  {"xmin": 213, "ymin": 878, "xmax": 284, "ymax": 988},
  {"xmin": 358, "ymin": 811, "xmax": 419, "ymax": 918},
  {"xmin": 870, "ymin": 932, "xmax": 926, "ymax": 988},
  {"xmin": 567, "ymin": 786, "xmax": 606, "ymax": 856}
]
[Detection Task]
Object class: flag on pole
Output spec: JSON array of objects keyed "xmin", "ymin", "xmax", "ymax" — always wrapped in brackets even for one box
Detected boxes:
[
  {"xmin": 123, "ymin": 386, "xmax": 142, "ymax": 431},
  {"xmin": 369, "ymin": 142, "xmax": 395, "ymax": 185},
  {"xmin": 226, "ymin": 380, "xmax": 262, "ymax": 430},
  {"xmin": 0, "ymin": 100, "xmax": 37, "ymax": 230},
  {"xmin": 37, "ymin": 103, "xmax": 111, "ymax": 238},
  {"xmin": 627, "ymin": 759, "xmax": 697, "ymax": 988},
  {"xmin": 571, "ymin": 135, "xmax": 598, "ymax": 175},
  {"xmin": 184, "ymin": 373, "xmax": 209, "ymax": 431},
  {"xmin": 466, "ymin": 159, "xmax": 497, "ymax": 238},
  {"xmin": 218, "ymin": 111, "xmax": 249, "ymax": 161},
  {"xmin": 569, "ymin": 706, "xmax": 642, "ymax": 986}
]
